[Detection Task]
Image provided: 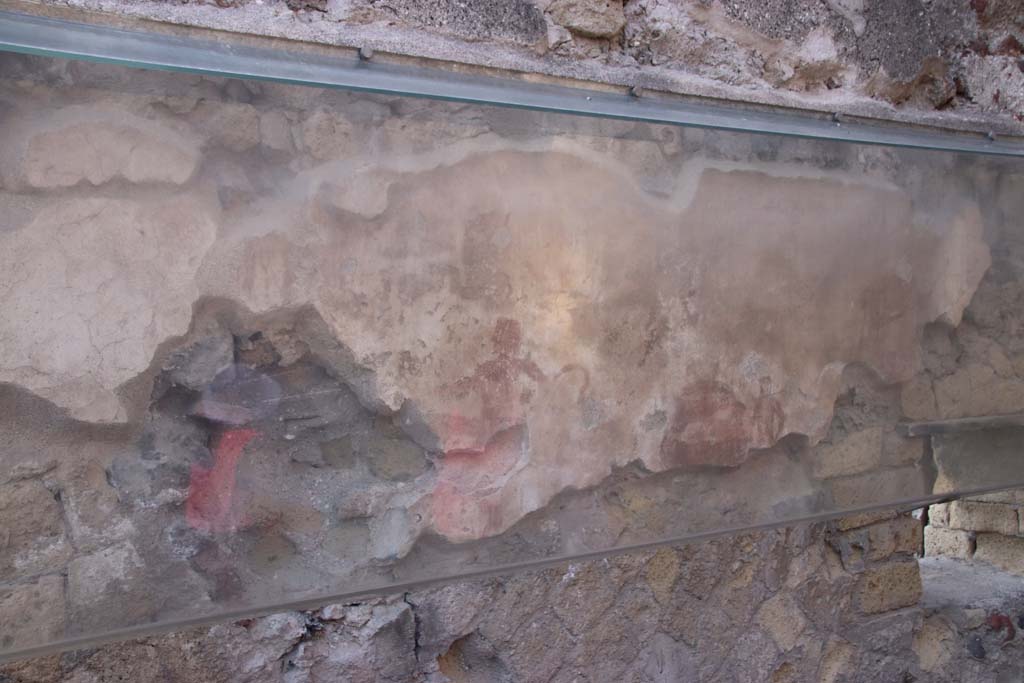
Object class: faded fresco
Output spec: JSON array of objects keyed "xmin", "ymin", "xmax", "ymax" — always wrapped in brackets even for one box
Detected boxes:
[{"xmin": 0, "ymin": 53, "xmax": 1020, "ymax": 655}]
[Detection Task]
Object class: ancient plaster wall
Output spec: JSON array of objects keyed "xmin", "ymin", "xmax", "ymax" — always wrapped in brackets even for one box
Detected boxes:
[
  {"xmin": 0, "ymin": 2, "xmax": 1023, "ymax": 681},
  {"xmin": 0, "ymin": 44, "xmax": 1007, "ymax": 636}
]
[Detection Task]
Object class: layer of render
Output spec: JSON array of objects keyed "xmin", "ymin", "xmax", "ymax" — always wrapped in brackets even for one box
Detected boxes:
[{"xmin": 0, "ymin": 53, "xmax": 994, "ymax": 549}]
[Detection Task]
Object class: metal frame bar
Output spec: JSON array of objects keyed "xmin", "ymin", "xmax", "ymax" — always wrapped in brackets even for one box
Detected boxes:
[
  {"xmin": 1, "ymin": 481, "xmax": 1022, "ymax": 664},
  {"xmin": 900, "ymin": 413, "xmax": 1024, "ymax": 437},
  {"xmin": 0, "ymin": 9, "xmax": 1023, "ymax": 157}
]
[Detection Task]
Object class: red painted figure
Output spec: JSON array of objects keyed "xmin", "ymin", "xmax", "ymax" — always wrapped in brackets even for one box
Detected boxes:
[{"xmin": 186, "ymin": 428, "xmax": 258, "ymax": 534}]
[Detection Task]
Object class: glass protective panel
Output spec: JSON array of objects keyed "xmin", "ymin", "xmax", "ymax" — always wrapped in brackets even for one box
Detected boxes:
[{"xmin": 1, "ymin": 49, "xmax": 1023, "ymax": 660}]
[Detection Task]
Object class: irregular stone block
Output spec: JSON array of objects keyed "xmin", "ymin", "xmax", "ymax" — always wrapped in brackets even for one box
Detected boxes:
[
  {"xmin": 755, "ymin": 593, "xmax": 808, "ymax": 651},
  {"xmin": 833, "ymin": 509, "xmax": 897, "ymax": 531},
  {"xmin": 974, "ymin": 533, "xmax": 1024, "ymax": 575},
  {"xmin": 812, "ymin": 426, "xmax": 883, "ymax": 479},
  {"xmin": 547, "ymin": 0, "xmax": 626, "ymax": 38},
  {"xmin": 62, "ymin": 456, "xmax": 136, "ymax": 553},
  {"xmin": 817, "ymin": 638, "xmax": 854, "ymax": 683},
  {"xmin": 188, "ymin": 100, "xmax": 260, "ymax": 152},
  {"xmin": 961, "ymin": 607, "xmax": 987, "ymax": 630},
  {"xmin": 163, "ymin": 329, "xmax": 234, "ymax": 392},
  {"xmin": 4, "ymin": 107, "xmax": 200, "ymax": 189},
  {"xmin": 901, "ymin": 375, "xmax": 938, "ymax": 420},
  {"xmin": 0, "ymin": 479, "xmax": 72, "ymax": 582},
  {"xmin": 923, "ymin": 525, "xmax": 973, "ymax": 559},
  {"xmin": 0, "ymin": 457, "xmax": 58, "ymax": 487},
  {"xmin": 828, "ymin": 526, "xmax": 869, "ymax": 572},
  {"xmin": 928, "ymin": 502, "xmax": 950, "ymax": 527},
  {"xmin": 913, "ymin": 615, "xmax": 956, "ymax": 674},
  {"xmin": 259, "ymin": 110, "xmax": 294, "ymax": 152},
  {"xmin": 643, "ymin": 547, "xmax": 680, "ymax": 603},
  {"xmin": 871, "ymin": 515, "xmax": 922, "ymax": 559},
  {"xmin": 881, "ymin": 430, "xmax": 925, "ymax": 469},
  {"xmin": 57, "ymin": 642, "xmax": 164, "ymax": 681},
  {"xmin": 828, "ymin": 466, "xmax": 928, "ymax": 511},
  {"xmin": 0, "ymin": 575, "xmax": 65, "ymax": 653},
  {"xmin": 856, "ymin": 560, "xmax": 922, "ymax": 614},
  {"xmin": 828, "ymin": 515, "xmax": 921, "ymax": 571},
  {"xmin": 288, "ymin": 599, "xmax": 418, "ymax": 682},
  {"xmin": 338, "ymin": 0, "xmax": 546, "ymax": 47},
  {"xmin": 299, "ymin": 109, "xmax": 356, "ymax": 160},
  {"xmin": 947, "ymin": 500, "xmax": 1018, "ymax": 535},
  {"xmin": 317, "ymin": 169, "xmax": 399, "ymax": 219},
  {"xmin": 934, "ymin": 363, "xmax": 1024, "ymax": 419},
  {"xmin": 843, "ymin": 608, "xmax": 920, "ymax": 654},
  {"xmin": 67, "ymin": 541, "xmax": 145, "ymax": 611}
]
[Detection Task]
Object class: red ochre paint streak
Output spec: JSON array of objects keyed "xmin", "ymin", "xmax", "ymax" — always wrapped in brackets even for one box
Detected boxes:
[{"xmin": 186, "ymin": 428, "xmax": 258, "ymax": 534}]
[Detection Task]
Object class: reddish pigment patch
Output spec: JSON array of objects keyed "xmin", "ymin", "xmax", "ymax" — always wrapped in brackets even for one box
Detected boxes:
[
  {"xmin": 439, "ymin": 318, "xmax": 543, "ymax": 452},
  {"xmin": 996, "ymin": 35, "xmax": 1023, "ymax": 57},
  {"xmin": 987, "ymin": 612, "xmax": 1016, "ymax": 643},
  {"xmin": 186, "ymin": 428, "xmax": 258, "ymax": 534},
  {"xmin": 430, "ymin": 427, "xmax": 524, "ymax": 541},
  {"xmin": 660, "ymin": 381, "xmax": 784, "ymax": 468}
]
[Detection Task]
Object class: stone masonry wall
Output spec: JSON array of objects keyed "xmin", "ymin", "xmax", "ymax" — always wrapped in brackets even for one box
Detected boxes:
[
  {"xmin": 0, "ymin": 515, "xmax": 939, "ymax": 683},
  {"xmin": 29, "ymin": 0, "xmax": 1024, "ymax": 134},
  {"xmin": 5, "ymin": 509, "xmax": 1024, "ymax": 682},
  {"xmin": 914, "ymin": 178, "xmax": 1024, "ymax": 578},
  {"xmin": 926, "ymin": 494, "xmax": 1024, "ymax": 574}
]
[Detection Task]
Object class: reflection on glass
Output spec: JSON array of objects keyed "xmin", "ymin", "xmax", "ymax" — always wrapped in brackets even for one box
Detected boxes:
[{"xmin": 0, "ymin": 50, "xmax": 1022, "ymax": 660}]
